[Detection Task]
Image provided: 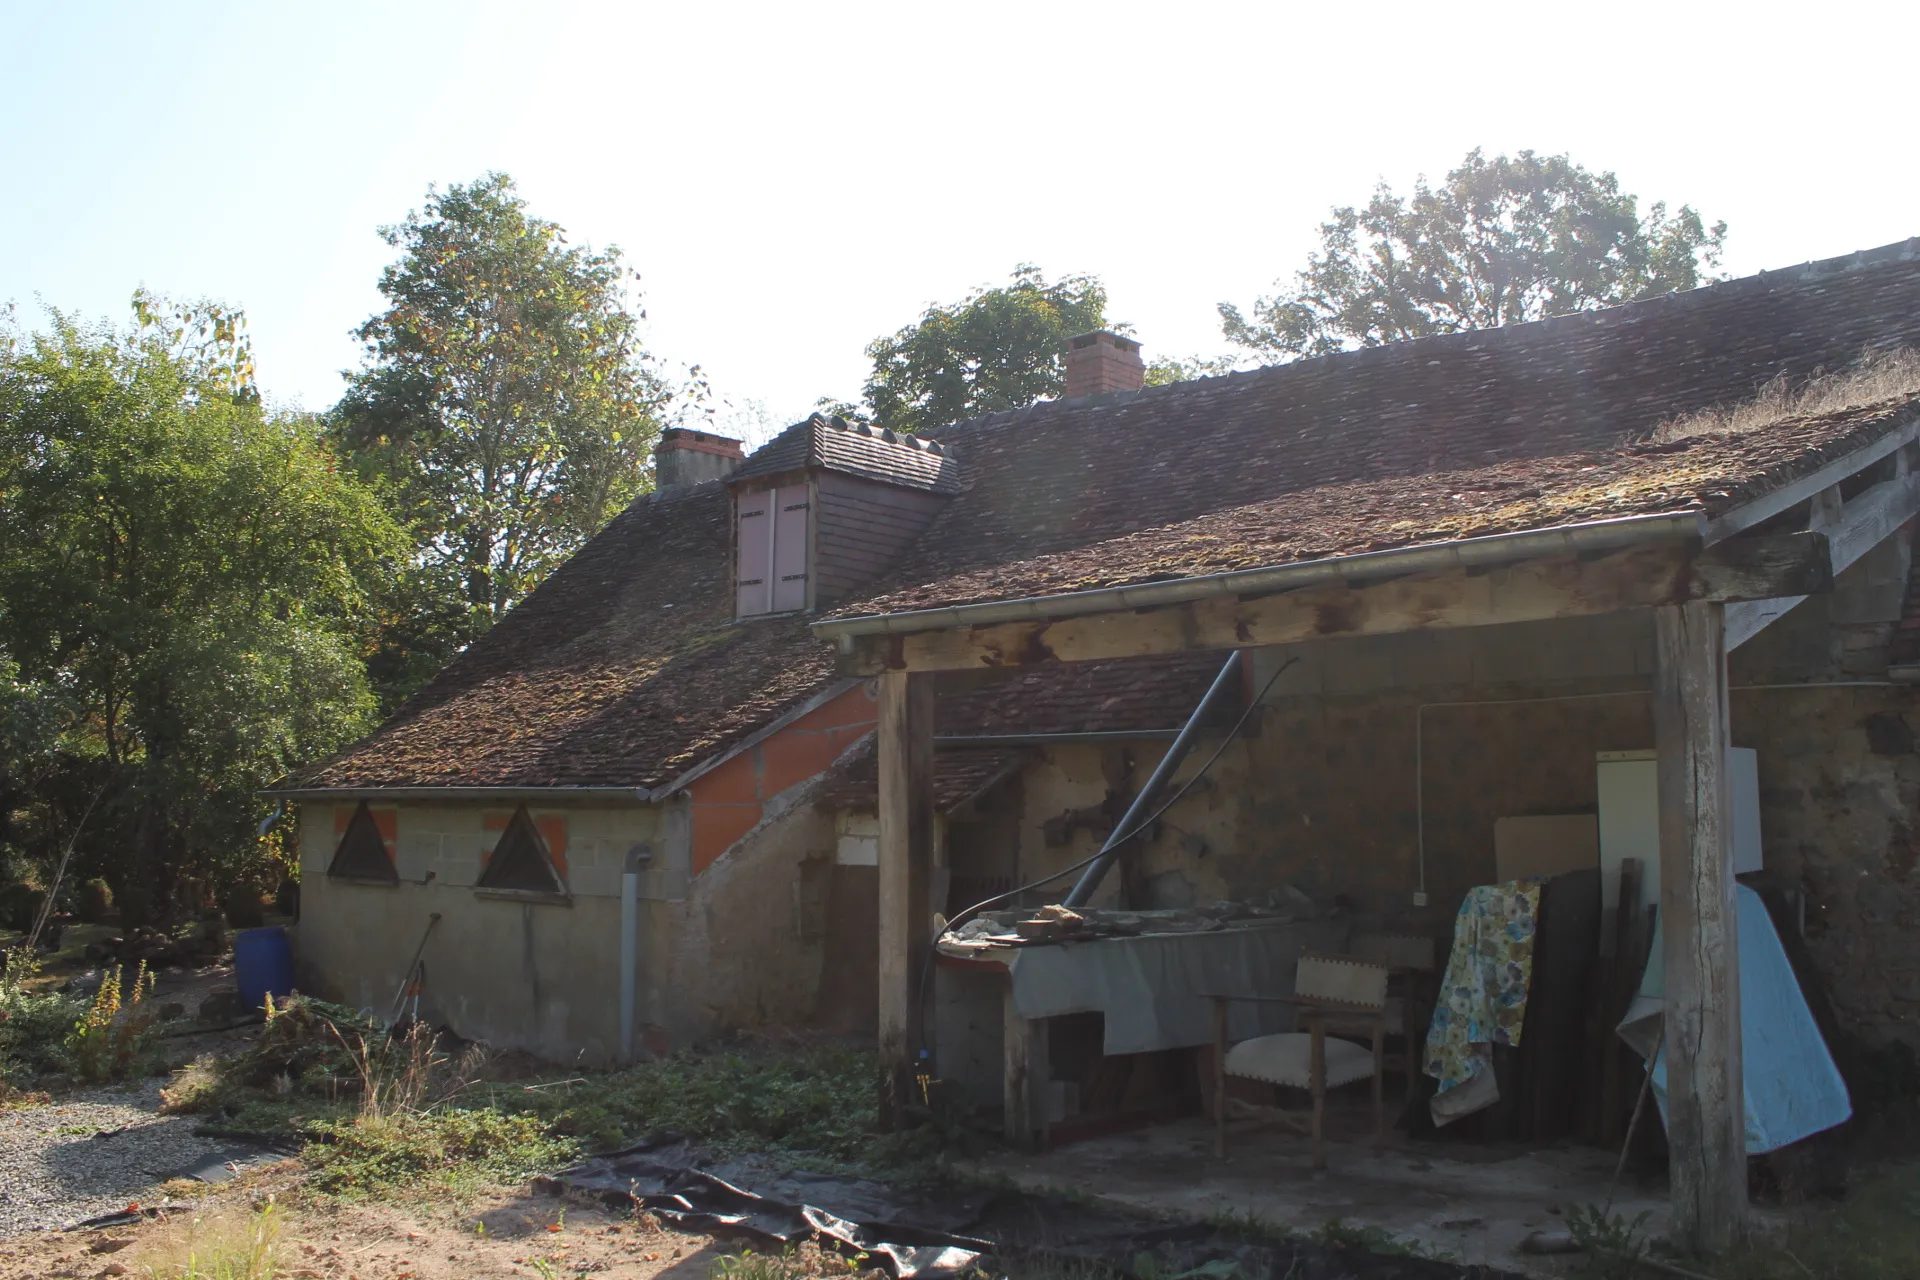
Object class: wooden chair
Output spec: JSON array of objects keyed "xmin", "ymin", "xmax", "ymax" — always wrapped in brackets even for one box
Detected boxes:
[
  {"xmin": 1207, "ymin": 951, "xmax": 1390, "ymax": 1169},
  {"xmin": 1342, "ymin": 933, "xmax": 1439, "ymax": 1109}
]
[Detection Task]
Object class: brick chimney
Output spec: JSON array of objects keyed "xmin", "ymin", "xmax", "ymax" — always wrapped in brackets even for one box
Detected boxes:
[
  {"xmin": 653, "ymin": 427, "xmax": 745, "ymax": 490},
  {"xmin": 1063, "ymin": 330, "xmax": 1145, "ymax": 399}
]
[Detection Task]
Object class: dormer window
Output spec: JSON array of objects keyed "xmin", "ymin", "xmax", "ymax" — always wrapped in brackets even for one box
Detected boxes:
[
  {"xmin": 728, "ymin": 414, "xmax": 960, "ymax": 620},
  {"xmin": 736, "ymin": 482, "xmax": 811, "ymax": 616}
]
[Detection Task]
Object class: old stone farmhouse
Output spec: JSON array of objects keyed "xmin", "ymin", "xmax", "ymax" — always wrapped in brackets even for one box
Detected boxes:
[{"xmin": 278, "ymin": 240, "xmax": 1920, "ymax": 1244}]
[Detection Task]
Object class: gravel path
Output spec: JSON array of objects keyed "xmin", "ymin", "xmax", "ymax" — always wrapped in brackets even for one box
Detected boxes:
[{"xmin": 0, "ymin": 1081, "xmax": 224, "ymax": 1238}]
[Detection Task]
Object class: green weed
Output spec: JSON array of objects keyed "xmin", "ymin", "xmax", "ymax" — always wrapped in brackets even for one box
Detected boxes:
[
  {"xmin": 67, "ymin": 959, "xmax": 160, "ymax": 1082},
  {"xmin": 301, "ymin": 1106, "xmax": 580, "ymax": 1197},
  {"xmin": 1562, "ymin": 1204, "xmax": 1651, "ymax": 1279},
  {"xmin": 489, "ymin": 1043, "xmax": 881, "ymax": 1158}
]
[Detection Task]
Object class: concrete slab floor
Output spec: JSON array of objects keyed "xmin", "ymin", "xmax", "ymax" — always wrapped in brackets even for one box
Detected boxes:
[{"xmin": 971, "ymin": 1116, "xmax": 1676, "ymax": 1277}]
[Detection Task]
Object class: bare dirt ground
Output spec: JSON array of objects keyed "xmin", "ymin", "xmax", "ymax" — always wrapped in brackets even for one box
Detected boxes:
[{"xmin": 0, "ymin": 1162, "xmax": 726, "ymax": 1280}]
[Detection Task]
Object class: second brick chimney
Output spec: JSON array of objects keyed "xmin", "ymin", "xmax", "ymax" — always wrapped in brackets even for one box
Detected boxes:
[
  {"xmin": 653, "ymin": 427, "xmax": 745, "ymax": 490},
  {"xmin": 1063, "ymin": 330, "xmax": 1145, "ymax": 399}
]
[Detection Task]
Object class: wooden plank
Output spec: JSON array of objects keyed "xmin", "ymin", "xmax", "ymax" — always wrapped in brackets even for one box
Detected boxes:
[
  {"xmin": 841, "ymin": 535, "xmax": 1832, "ymax": 676},
  {"xmin": 1726, "ymin": 473, "xmax": 1920, "ymax": 649},
  {"xmin": 1654, "ymin": 601, "xmax": 1747, "ymax": 1255},
  {"xmin": 877, "ymin": 671, "xmax": 935, "ymax": 1128}
]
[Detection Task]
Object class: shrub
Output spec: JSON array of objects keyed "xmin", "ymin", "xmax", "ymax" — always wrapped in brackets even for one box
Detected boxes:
[
  {"xmin": 0, "ymin": 882, "xmax": 45, "ymax": 931},
  {"xmin": 76, "ymin": 878, "xmax": 114, "ymax": 924},
  {"xmin": 0, "ymin": 950, "xmax": 82, "ymax": 1082}
]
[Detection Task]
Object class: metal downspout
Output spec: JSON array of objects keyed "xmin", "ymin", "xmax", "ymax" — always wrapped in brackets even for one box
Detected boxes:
[
  {"xmin": 1062, "ymin": 650, "xmax": 1246, "ymax": 908},
  {"xmin": 619, "ymin": 843, "xmax": 652, "ymax": 1061}
]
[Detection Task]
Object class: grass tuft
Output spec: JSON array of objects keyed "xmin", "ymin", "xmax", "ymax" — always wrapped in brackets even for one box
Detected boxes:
[
  {"xmin": 136, "ymin": 1198, "xmax": 283, "ymax": 1279},
  {"xmin": 1656, "ymin": 348, "xmax": 1920, "ymax": 442}
]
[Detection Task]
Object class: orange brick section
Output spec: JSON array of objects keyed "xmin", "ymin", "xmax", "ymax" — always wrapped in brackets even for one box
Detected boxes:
[{"xmin": 687, "ymin": 683, "xmax": 878, "ymax": 875}]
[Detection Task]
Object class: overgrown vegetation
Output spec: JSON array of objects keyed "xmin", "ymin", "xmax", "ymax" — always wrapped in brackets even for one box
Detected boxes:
[
  {"xmin": 159, "ymin": 997, "xmax": 906, "ymax": 1199},
  {"xmin": 1656, "ymin": 348, "xmax": 1920, "ymax": 441},
  {"xmin": 481, "ymin": 1042, "xmax": 882, "ymax": 1157},
  {"xmin": 303, "ymin": 1107, "xmax": 578, "ymax": 1197},
  {"xmin": 1, "ymin": 950, "xmax": 161, "ymax": 1086}
]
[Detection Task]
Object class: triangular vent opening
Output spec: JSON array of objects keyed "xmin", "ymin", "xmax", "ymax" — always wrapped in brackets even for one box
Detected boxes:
[
  {"xmin": 478, "ymin": 805, "xmax": 566, "ymax": 894},
  {"xmin": 327, "ymin": 801, "xmax": 398, "ymax": 884}
]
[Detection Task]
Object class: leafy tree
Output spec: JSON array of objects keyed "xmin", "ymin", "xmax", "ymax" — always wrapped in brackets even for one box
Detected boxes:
[
  {"xmin": 336, "ymin": 173, "xmax": 670, "ymax": 652},
  {"xmin": 1219, "ymin": 149, "xmax": 1728, "ymax": 360},
  {"xmin": 863, "ymin": 266, "xmax": 1108, "ymax": 431},
  {"xmin": 1143, "ymin": 353, "xmax": 1239, "ymax": 387},
  {"xmin": 0, "ymin": 299, "xmax": 401, "ymax": 920}
]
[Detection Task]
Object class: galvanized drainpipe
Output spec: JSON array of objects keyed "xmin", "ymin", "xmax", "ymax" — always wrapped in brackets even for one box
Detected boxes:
[
  {"xmin": 619, "ymin": 843, "xmax": 653, "ymax": 1061},
  {"xmin": 1063, "ymin": 650, "xmax": 1247, "ymax": 908}
]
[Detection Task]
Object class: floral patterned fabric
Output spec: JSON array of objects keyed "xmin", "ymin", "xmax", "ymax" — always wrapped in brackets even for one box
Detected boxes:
[{"xmin": 1423, "ymin": 880, "xmax": 1542, "ymax": 1097}]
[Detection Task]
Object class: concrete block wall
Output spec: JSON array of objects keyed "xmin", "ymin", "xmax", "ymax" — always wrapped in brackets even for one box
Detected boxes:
[{"xmin": 294, "ymin": 801, "xmax": 667, "ymax": 1063}]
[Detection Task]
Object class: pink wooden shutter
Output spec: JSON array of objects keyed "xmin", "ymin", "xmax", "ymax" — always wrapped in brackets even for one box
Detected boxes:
[
  {"xmin": 736, "ymin": 489, "xmax": 773, "ymax": 615},
  {"xmin": 771, "ymin": 482, "xmax": 811, "ymax": 612}
]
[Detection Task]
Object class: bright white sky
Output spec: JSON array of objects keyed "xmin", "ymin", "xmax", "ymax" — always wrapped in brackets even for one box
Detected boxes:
[{"xmin": 6, "ymin": 1, "xmax": 1918, "ymax": 444}]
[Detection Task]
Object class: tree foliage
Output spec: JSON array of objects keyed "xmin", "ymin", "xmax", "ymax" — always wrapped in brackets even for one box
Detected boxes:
[
  {"xmin": 0, "ymin": 300, "xmax": 400, "ymax": 919},
  {"xmin": 1220, "ymin": 149, "xmax": 1728, "ymax": 360},
  {"xmin": 862, "ymin": 266, "xmax": 1108, "ymax": 432},
  {"xmin": 335, "ymin": 173, "xmax": 670, "ymax": 645}
]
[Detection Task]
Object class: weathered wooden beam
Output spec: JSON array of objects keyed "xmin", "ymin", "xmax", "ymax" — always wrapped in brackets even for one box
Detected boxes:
[
  {"xmin": 1654, "ymin": 601, "xmax": 1747, "ymax": 1255},
  {"xmin": 839, "ymin": 534, "xmax": 1831, "ymax": 676},
  {"xmin": 876, "ymin": 671, "xmax": 935, "ymax": 1127},
  {"xmin": 1725, "ymin": 470, "xmax": 1920, "ymax": 649}
]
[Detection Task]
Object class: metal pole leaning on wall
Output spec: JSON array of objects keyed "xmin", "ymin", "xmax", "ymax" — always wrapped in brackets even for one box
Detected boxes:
[{"xmin": 1064, "ymin": 650, "xmax": 1246, "ymax": 909}]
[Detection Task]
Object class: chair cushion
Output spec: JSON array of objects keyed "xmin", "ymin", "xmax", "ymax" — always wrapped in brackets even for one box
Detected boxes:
[{"xmin": 1224, "ymin": 1033, "xmax": 1377, "ymax": 1090}]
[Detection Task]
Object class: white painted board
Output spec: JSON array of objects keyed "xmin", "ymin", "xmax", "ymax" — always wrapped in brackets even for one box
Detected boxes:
[{"xmin": 1597, "ymin": 747, "xmax": 1763, "ymax": 920}]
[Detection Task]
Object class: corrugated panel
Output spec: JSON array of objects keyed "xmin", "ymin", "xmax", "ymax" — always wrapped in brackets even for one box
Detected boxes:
[
  {"xmin": 735, "ymin": 488, "xmax": 773, "ymax": 615},
  {"xmin": 772, "ymin": 483, "xmax": 810, "ymax": 612}
]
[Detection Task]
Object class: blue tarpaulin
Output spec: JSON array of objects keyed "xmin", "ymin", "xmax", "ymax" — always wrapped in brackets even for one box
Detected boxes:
[{"xmin": 1618, "ymin": 884, "xmax": 1851, "ymax": 1154}]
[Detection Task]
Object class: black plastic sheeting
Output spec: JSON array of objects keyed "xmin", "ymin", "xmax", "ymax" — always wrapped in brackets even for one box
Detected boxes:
[
  {"xmin": 547, "ymin": 1140, "xmax": 1522, "ymax": 1280},
  {"xmin": 542, "ymin": 1141, "xmax": 992, "ymax": 1278}
]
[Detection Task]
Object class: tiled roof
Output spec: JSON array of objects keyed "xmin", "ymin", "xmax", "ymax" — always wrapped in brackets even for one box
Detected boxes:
[
  {"xmin": 853, "ymin": 398, "xmax": 1920, "ymax": 614},
  {"xmin": 812, "ymin": 743, "xmax": 1032, "ymax": 816},
  {"xmin": 938, "ymin": 653, "xmax": 1226, "ymax": 736},
  {"xmin": 840, "ymin": 240, "xmax": 1920, "ymax": 615},
  {"xmin": 296, "ymin": 239, "xmax": 1920, "ymax": 791},
  {"xmin": 286, "ymin": 481, "xmax": 835, "ymax": 791},
  {"xmin": 727, "ymin": 413, "xmax": 962, "ymax": 494}
]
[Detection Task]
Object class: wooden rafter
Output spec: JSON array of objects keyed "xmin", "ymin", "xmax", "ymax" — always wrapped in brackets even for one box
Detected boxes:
[{"xmin": 1724, "ymin": 443, "xmax": 1920, "ymax": 649}]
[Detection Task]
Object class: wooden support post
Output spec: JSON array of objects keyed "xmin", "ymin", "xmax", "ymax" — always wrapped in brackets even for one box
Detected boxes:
[
  {"xmin": 877, "ymin": 670, "xmax": 935, "ymax": 1128},
  {"xmin": 1653, "ymin": 601, "xmax": 1747, "ymax": 1254}
]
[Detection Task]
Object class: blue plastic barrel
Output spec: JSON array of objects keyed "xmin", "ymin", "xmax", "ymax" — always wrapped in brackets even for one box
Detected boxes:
[{"xmin": 233, "ymin": 926, "xmax": 295, "ymax": 1013}]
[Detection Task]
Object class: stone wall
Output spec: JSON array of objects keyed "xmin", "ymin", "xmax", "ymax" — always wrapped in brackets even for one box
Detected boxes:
[{"xmin": 960, "ymin": 539, "xmax": 1920, "ymax": 1046}]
